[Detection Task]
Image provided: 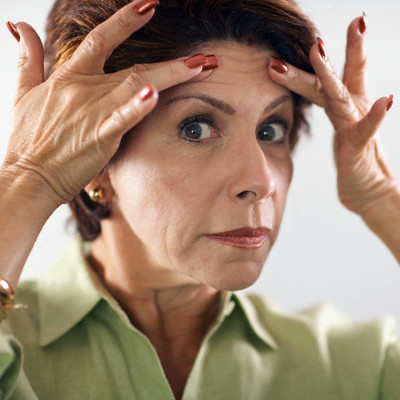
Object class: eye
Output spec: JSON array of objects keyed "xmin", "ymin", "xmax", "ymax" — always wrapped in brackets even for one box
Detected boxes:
[
  {"xmin": 178, "ymin": 114, "xmax": 218, "ymax": 142},
  {"xmin": 257, "ymin": 121, "xmax": 288, "ymax": 143},
  {"xmin": 183, "ymin": 122, "xmax": 213, "ymax": 141}
]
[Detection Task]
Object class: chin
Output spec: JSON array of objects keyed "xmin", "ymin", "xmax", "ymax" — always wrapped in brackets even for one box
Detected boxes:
[{"xmin": 206, "ymin": 260, "xmax": 264, "ymax": 292}]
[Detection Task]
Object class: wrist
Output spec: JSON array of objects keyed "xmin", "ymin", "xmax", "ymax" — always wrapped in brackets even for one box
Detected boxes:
[
  {"xmin": 0, "ymin": 163, "xmax": 61, "ymax": 218},
  {"xmin": 0, "ymin": 164, "xmax": 62, "ymax": 286},
  {"xmin": 357, "ymin": 182, "xmax": 400, "ymax": 222},
  {"xmin": 357, "ymin": 182, "xmax": 400, "ymax": 263}
]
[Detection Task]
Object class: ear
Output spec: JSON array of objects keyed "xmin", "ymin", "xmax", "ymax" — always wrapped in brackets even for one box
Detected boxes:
[{"xmin": 84, "ymin": 169, "xmax": 114, "ymax": 203}]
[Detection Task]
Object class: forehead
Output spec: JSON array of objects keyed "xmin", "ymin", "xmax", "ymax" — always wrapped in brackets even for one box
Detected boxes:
[
  {"xmin": 161, "ymin": 41, "xmax": 291, "ymax": 107},
  {"xmin": 202, "ymin": 41, "xmax": 274, "ymax": 74}
]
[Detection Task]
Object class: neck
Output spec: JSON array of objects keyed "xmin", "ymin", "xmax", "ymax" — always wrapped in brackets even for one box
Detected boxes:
[
  {"xmin": 89, "ymin": 230, "xmax": 221, "ymax": 399},
  {"xmin": 93, "ymin": 254, "xmax": 220, "ymax": 341},
  {"xmin": 90, "ymin": 232, "xmax": 220, "ymax": 333}
]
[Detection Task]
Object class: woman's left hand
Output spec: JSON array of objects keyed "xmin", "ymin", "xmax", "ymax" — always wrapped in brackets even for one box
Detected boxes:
[{"xmin": 268, "ymin": 14, "xmax": 398, "ymax": 217}]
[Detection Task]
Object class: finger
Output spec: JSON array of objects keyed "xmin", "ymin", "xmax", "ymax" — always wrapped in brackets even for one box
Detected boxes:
[
  {"xmin": 351, "ymin": 95, "xmax": 393, "ymax": 149},
  {"xmin": 309, "ymin": 39, "xmax": 360, "ymax": 127},
  {"xmin": 268, "ymin": 56, "xmax": 326, "ymax": 107},
  {"xmin": 98, "ymin": 84, "xmax": 158, "ymax": 145},
  {"xmin": 343, "ymin": 13, "xmax": 368, "ymax": 96},
  {"xmin": 111, "ymin": 54, "xmax": 215, "ymax": 93},
  {"xmin": 10, "ymin": 22, "xmax": 45, "ymax": 104},
  {"xmin": 99, "ymin": 55, "xmax": 212, "ymax": 139},
  {"xmin": 99, "ymin": 52, "xmax": 215, "ymax": 142},
  {"xmin": 71, "ymin": 0, "xmax": 158, "ymax": 74}
]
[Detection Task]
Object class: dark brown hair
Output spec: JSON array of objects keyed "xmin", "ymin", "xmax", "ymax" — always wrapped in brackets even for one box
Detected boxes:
[{"xmin": 44, "ymin": 0, "xmax": 317, "ymax": 241}]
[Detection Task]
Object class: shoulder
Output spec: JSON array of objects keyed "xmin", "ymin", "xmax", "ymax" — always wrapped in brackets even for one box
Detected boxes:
[
  {"xmin": 236, "ymin": 291, "xmax": 397, "ymax": 331},
  {"xmin": 225, "ymin": 293, "xmax": 400, "ymax": 396},
  {"xmin": 234, "ymin": 291, "xmax": 398, "ymax": 359}
]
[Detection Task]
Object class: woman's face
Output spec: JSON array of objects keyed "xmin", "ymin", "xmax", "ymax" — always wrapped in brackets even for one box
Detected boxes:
[{"xmin": 107, "ymin": 41, "xmax": 294, "ymax": 291}]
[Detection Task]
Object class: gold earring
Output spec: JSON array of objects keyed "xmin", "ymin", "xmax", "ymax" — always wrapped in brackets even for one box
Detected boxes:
[{"xmin": 89, "ymin": 188, "xmax": 104, "ymax": 202}]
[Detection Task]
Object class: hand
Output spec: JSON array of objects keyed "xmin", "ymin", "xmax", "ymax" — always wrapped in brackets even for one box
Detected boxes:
[
  {"xmin": 268, "ymin": 14, "xmax": 398, "ymax": 217},
  {"xmin": 2, "ymin": 2, "xmax": 210, "ymax": 210}
]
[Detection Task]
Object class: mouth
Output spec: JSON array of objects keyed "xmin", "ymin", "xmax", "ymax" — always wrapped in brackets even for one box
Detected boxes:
[{"xmin": 206, "ymin": 227, "xmax": 270, "ymax": 249}]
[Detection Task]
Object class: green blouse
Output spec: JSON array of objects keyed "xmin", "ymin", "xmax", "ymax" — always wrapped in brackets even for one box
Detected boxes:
[{"xmin": 0, "ymin": 239, "xmax": 399, "ymax": 399}]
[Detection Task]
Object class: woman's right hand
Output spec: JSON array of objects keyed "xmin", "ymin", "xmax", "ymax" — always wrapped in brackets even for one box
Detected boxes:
[{"xmin": 2, "ymin": 1, "xmax": 209, "ymax": 210}]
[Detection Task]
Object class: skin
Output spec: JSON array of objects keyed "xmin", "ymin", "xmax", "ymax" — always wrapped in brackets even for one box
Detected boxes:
[
  {"xmin": 0, "ymin": 4, "xmax": 210, "ymax": 286},
  {"xmin": 268, "ymin": 14, "xmax": 400, "ymax": 262},
  {"xmin": 89, "ymin": 42, "xmax": 294, "ymax": 398},
  {"xmin": 92, "ymin": 42, "xmax": 293, "ymax": 292}
]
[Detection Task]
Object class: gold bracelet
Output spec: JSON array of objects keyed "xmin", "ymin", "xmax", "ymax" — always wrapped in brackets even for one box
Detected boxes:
[{"xmin": 0, "ymin": 279, "xmax": 27, "ymax": 321}]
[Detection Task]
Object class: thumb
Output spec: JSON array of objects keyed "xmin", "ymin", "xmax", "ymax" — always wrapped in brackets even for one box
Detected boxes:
[{"xmin": 8, "ymin": 22, "xmax": 45, "ymax": 104}]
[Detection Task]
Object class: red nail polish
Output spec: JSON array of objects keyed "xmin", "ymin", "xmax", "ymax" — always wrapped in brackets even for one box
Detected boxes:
[
  {"xmin": 133, "ymin": 0, "xmax": 159, "ymax": 15},
  {"xmin": 6, "ymin": 21, "xmax": 20, "ymax": 42},
  {"xmin": 270, "ymin": 56, "xmax": 288, "ymax": 74},
  {"xmin": 317, "ymin": 37, "xmax": 327, "ymax": 60},
  {"xmin": 139, "ymin": 84, "xmax": 154, "ymax": 101},
  {"xmin": 202, "ymin": 55, "xmax": 219, "ymax": 71},
  {"xmin": 359, "ymin": 12, "xmax": 367, "ymax": 34},
  {"xmin": 184, "ymin": 54, "xmax": 207, "ymax": 69},
  {"xmin": 386, "ymin": 94, "xmax": 394, "ymax": 112}
]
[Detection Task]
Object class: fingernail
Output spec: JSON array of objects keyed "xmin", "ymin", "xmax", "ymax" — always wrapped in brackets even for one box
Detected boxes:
[
  {"xmin": 139, "ymin": 84, "xmax": 154, "ymax": 101},
  {"xmin": 6, "ymin": 21, "xmax": 20, "ymax": 42},
  {"xmin": 202, "ymin": 55, "xmax": 219, "ymax": 71},
  {"xmin": 133, "ymin": 0, "xmax": 159, "ymax": 15},
  {"xmin": 358, "ymin": 12, "xmax": 367, "ymax": 34},
  {"xmin": 386, "ymin": 94, "xmax": 394, "ymax": 112},
  {"xmin": 184, "ymin": 54, "xmax": 207, "ymax": 69},
  {"xmin": 270, "ymin": 56, "xmax": 288, "ymax": 74},
  {"xmin": 317, "ymin": 37, "xmax": 327, "ymax": 60}
]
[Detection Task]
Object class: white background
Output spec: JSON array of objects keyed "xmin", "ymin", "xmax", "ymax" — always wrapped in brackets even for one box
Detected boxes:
[{"xmin": 0, "ymin": 0, "xmax": 399, "ymax": 323}]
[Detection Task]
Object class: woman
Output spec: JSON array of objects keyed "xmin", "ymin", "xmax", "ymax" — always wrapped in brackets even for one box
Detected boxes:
[{"xmin": 0, "ymin": 0, "xmax": 399, "ymax": 398}]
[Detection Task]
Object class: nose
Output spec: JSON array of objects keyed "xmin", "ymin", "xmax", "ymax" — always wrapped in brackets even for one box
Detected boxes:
[{"xmin": 227, "ymin": 137, "xmax": 276, "ymax": 202}]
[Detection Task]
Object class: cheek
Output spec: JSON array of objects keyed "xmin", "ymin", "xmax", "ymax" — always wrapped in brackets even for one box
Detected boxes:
[
  {"xmin": 262, "ymin": 143, "xmax": 293, "ymax": 193},
  {"xmin": 109, "ymin": 137, "xmax": 215, "ymax": 241},
  {"xmin": 268, "ymin": 154, "xmax": 293, "ymax": 230}
]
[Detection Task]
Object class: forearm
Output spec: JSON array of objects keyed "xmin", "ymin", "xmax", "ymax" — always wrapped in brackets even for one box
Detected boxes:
[
  {"xmin": 359, "ymin": 184, "xmax": 400, "ymax": 264},
  {"xmin": 0, "ymin": 166, "xmax": 58, "ymax": 287}
]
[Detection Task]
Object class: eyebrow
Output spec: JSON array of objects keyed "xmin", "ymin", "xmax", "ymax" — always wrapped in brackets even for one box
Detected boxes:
[{"xmin": 164, "ymin": 94, "xmax": 292, "ymax": 116}]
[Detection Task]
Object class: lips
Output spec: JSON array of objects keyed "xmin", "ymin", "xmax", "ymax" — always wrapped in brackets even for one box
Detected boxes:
[{"xmin": 206, "ymin": 227, "xmax": 270, "ymax": 249}]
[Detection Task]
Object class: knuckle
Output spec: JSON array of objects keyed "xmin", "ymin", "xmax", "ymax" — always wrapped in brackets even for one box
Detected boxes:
[
  {"xmin": 84, "ymin": 29, "xmax": 107, "ymax": 55},
  {"xmin": 313, "ymin": 74, "xmax": 321, "ymax": 91},
  {"xmin": 110, "ymin": 108, "xmax": 128, "ymax": 129},
  {"xmin": 313, "ymin": 76, "xmax": 324, "ymax": 97},
  {"xmin": 48, "ymin": 69, "xmax": 74, "ymax": 92},
  {"xmin": 344, "ymin": 58, "xmax": 367, "ymax": 79},
  {"xmin": 50, "ymin": 66, "xmax": 70, "ymax": 84},
  {"xmin": 48, "ymin": 73, "xmax": 84, "ymax": 103},
  {"xmin": 115, "ymin": 14, "xmax": 132, "ymax": 31},
  {"xmin": 130, "ymin": 63, "xmax": 151, "ymax": 76},
  {"xmin": 17, "ymin": 54, "xmax": 30, "ymax": 70},
  {"xmin": 166, "ymin": 63, "xmax": 182, "ymax": 80},
  {"xmin": 354, "ymin": 57, "xmax": 368, "ymax": 71},
  {"xmin": 336, "ymin": 86, "xmax": 351, "ymax": 104},
  {"xmin": 311, "ymin": 76, "xmax": 327, "ymax": 108},
  {"xmin": 64, "ymin": 86, "xmax": 84, "ymax": 104},
  {"xmin": 124, "ymin": 73, "xmax": 144, "ymax": 90}
]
